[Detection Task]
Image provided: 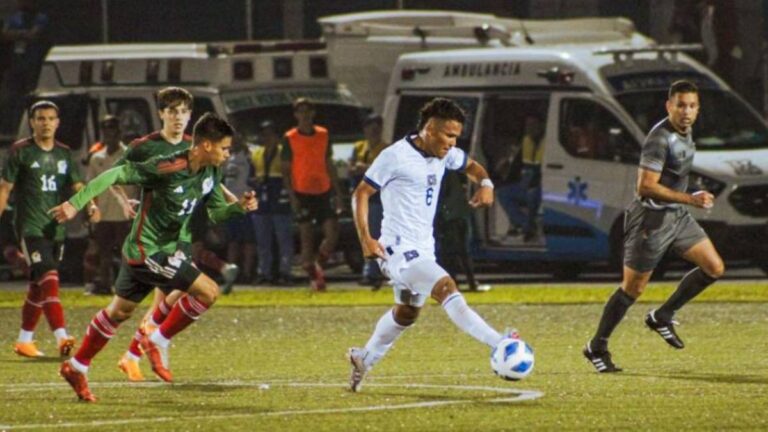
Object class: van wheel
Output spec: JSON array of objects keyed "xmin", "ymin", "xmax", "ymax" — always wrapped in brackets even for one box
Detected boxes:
[{"xmin": 552, "ymin": 263, "xmax": 584, "ymax": 280}]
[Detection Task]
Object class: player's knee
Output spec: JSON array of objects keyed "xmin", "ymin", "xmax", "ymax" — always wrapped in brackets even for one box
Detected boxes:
[
  {"xmin": 430, "ymin": 276, "xmax": 458, "ymax": 304},
  {"xmin": 393, "ymin": 304, "xmax": 420, "ymax": 326},
  {"xmin": 106, "ymin": 305, "xmax": 134, "ymax": 323},
  {"xmin": 190, "ymin": 275, "xmax": 219, "ymax": 306},
  {"xmin": 704, "ymin": 259, "xmax": 725, "ymax": 279},
  {"xmin": 621, "ymin": 283, "xmax": 644, "ymax": 298}
]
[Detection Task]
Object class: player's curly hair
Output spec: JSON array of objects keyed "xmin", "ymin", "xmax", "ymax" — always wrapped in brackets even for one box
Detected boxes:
[
  {"xmin": 668, "ymin": 80, "xmax": 698, "ymax": 99},
  {"xmin": 192, "ymin": 112, "xmax": 235, "ymax": 145},
  {"xmin": 417, "ymin": 98, "xmax": 466, "ymax": 130},
  {"xmin": 156, "ymin": 87, "xmax": 194, "ymax": 111}
]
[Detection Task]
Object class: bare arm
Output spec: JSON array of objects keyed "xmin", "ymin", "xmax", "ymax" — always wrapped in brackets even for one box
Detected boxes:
[
  {"xmin": 464, "ymin": 158, "xmax": 494, "ymax": 208},
  {"xmin": 327, "ymin": 154, "xmax": 343, "ymax": 213},
  {"xmin": 352, "ymin": 181, "xmax": 385, "ymax": 259},
  {"xmin": 637, "ymin": 168, "xmax": 713, "ymax": 208},
  {"xmin": 0, "ymin": 180, "xmax": 15, "ymax": 216},
  {"xmin": 281, "ymin": 160, "xmax": 299, "ymax": 211}
]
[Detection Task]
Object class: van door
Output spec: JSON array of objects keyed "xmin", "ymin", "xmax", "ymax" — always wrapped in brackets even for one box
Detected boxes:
[
  {"xmin": 541, "ymin": 93, "xmax": 640, "ymax": 262},
  {"xmin": 476, "ymin": 94, "xmax": 551, "ymax": 252}
]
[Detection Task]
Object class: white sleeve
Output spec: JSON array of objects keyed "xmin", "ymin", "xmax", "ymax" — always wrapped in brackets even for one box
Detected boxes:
[
  {"xmin": 445, "ymin": 147, "xmax": 468, "ymax": 171},
  {"xmin": 363, "ymin": 149, "xmax": 397, "ymax": 191}
]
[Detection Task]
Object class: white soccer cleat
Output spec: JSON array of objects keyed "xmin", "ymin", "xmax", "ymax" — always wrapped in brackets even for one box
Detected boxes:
[{"xmin": 347, "ymin": 347, "xmax": 369, "ymax": 393}]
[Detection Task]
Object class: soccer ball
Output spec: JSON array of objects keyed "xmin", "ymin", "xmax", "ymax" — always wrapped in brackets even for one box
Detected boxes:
[{"xmin": 490, "ymin": 337, "xmax": 535, "ymax": 381}]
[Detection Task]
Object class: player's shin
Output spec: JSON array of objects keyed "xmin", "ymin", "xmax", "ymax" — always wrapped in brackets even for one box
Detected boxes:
[
  {"xmin": 361, "ymin": 308, "xmax": 409, "ymax": 369},
  {"xmin": 441, "ymin": 292, "xmax": 501, "ymax": 347}
]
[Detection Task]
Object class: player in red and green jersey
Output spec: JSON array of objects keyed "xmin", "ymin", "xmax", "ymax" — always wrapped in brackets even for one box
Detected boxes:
[
  {"xmin": 53, "ymin": 113, "xmax": 257, "ymax": 402},
  {"xmin": 0, "ymin": 100, "xmax": 100, "ymax": 359},
  {"xmin": 111, "ymin": 87, "xmax": 240, "ymax": 382}
]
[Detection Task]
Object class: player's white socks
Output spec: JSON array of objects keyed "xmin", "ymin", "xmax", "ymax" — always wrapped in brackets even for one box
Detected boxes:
[
  {"xmin": 442, "ymin": 292, "xmax": 501, "ymax": 347},
  {"xmin": 362, "ymin": 309, "xmax": 409, "ymax": 369},
  {"xmin": 18, "ymin": 329, "xmax": 34, "ymax": 343},
  {"xmin": 53, "ymin": 328, "xmax": 69, "ymax": 343}
]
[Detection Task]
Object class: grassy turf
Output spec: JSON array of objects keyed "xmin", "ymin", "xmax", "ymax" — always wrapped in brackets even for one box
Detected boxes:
[{"xmin": 1, "ymin": 282, "xmax": 767, "ymax": 430}]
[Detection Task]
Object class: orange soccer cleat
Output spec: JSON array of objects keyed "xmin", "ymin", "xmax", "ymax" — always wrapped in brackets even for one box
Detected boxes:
[
  {"xmin": 13, "ymin": 341, "xmax": 44, "ymax": 358},
  {"xmin": 59, "ymin": 361, "xmax": 96, "ymax": 402},
  {"xmin": 117, "ymin": 355, "xmax": 145, "ymax": 382},
  {"xmin": 58, "ymin": 336, "xmax": 76, "ymax": 357},
  {"xmin": 139, "ymin": 333, "xmax": 173, "ymax": 383}
]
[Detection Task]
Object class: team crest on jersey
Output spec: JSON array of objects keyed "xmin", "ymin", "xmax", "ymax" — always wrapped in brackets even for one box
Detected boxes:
[
  {"xmin": 57, "ymin": 160, "xmax": 68, "ymax": 174},
  {"xmin": 30, "ymin": 161, "xmax": 40, "ymax": 169},
  {"xmin": 31, "ymin": 251, "xmax": 42, "ymax": 263},
  {"xmin": 427, "ymin": 174, "xmax": 437, "ymax": 186},
  {"xmin": 202, "ymin": 177, "xmax": 214, "ymax": 195}
]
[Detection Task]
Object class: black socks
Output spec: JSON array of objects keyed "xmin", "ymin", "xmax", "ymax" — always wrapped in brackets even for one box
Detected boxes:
[
  {"xmin": 590, "ymin": 287, "xmax": 636, "ymax": 352},
  {"xmin": 656, "ymin": 267, "xmax": 717, "ymax": 322}
]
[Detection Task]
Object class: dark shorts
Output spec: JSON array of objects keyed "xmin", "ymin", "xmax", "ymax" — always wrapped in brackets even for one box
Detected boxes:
[
  {"xmin": 295, "ymin": 191, "xmax": 336, "ymax": 224},
  {"xmin": 114, "ymin": 251, "xmax": 201, "ymax": 303},
  {"xmin": 20, "ymin": 236, "xmax": 63, "ymax": 281},
  {"xmin": 623, "ymin": 201, "xmax": 708, "ymax": 273}
]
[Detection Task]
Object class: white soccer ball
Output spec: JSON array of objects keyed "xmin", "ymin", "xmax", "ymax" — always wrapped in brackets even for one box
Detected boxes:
[{"xmin": 490, "ymin": 337, "xmax": 535, "ymax": 381}]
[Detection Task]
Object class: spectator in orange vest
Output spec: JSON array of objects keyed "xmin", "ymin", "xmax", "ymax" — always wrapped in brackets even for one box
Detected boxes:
[{"xmin": 281, "ymin": 98, "xmax": 343, "ymax": 291}]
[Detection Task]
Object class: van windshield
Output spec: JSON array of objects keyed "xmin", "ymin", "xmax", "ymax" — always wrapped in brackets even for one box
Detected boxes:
[{"xmin": 616, "ymin": 89, "xmax": 768, "ymax": 150}]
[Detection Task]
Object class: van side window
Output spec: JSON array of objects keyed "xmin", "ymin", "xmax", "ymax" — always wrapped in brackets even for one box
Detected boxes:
[
  {"xmin": 106, "ymin": 98, "xmax": 153, "ymax": 142},
  {"xmin": 559, "ymin": 99, "xmax": 639, "ymax": 163},
  {"xmin": 394, "ymin": 95, "xmax": 478, "ymax": 152}
]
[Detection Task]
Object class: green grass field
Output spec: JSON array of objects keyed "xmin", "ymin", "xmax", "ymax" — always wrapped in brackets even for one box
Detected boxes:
[{"xmin": 1, "ymin": 282, "xmax": 767, "ymax": 431}]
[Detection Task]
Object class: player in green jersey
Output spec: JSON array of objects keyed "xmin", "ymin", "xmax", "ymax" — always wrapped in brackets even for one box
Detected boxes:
[
  {"xmin": 0, "ymin": 100, "xmax": 100, "ymax": 359},
  {"xmin": 112, "ymin": 88, "xmax": 240, "ymax": 382},
  {"xmin": 53, "ymin": 112, "xmax": 257, "ymax": 402}
]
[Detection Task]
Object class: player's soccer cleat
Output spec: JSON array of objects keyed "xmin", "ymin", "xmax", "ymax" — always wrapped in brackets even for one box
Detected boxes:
[
  {"xmin": 645, "ymin": 310, "xmax": 684, "ymax": 349},
  {"xmin": 139, "ymin": 334, "xmax": 173, "ymax": 382},
  {"xmin": 59, "ymin": 361, "xmax": 96, "ymax": 402},
  {"xmin": 118, "ymin": 355, "xmax": 145, "ymax": 382},
  {"xmin": 58, "ymin": 336, "xmax": 76, "ymax": 357},
  {"xmin": 310, "ymin": 261, "xmax": 326, "ymax": 292},
  {"xmin": 220, "ymin": 263, "xmax": 239, "ymax": 295},
  {"xmin": 347, "ymin": 347, "xmax": 369, "ymax": 392},
  {"xmin": 583, "ymin": 343, "xmax": 623, "ymax": 373},
  {"xmin": 13, "ymin": 341, "xmax": 44, "ymax": 358}
]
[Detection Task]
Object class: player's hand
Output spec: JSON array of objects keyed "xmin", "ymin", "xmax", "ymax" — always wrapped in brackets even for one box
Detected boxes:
[
  {"xmin": 87, "ymin": 204, "xmax": 101, "ymax": 224},
  {"xmin": 362, "ymin": 237, "xmax": 386, "ymax": 260},
  {"xmin": 121, "ymin": 199, "xmax": 140, "ymax": 219},
  {"xmin": 239, "ymin": 191, "xmax": 259, "ymax": 212},
  {"xmin": 691, "ymin": 190, "xmax": 714, "ymax": 209},
  {"xmin": 48, "ymin": 202, "xmax": 78, "ymax": 223},
  {"xmin": 469, "ymin": 186, "xmax": 494, "ymax": 208}
]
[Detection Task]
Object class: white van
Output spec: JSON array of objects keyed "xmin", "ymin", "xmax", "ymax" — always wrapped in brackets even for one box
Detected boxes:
[
  {"xmin": 14, "ymin": 41, "xmax": 370, "ymax": 271},
  {"xmin": 383, "ymin": 44, "xmax": 768, "ymax": 277}
]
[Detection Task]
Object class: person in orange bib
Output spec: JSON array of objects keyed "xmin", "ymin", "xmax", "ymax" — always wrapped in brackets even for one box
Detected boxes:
[{"xmin": 281, "ymin": 98, "xmax": 343, "ymax": 291}]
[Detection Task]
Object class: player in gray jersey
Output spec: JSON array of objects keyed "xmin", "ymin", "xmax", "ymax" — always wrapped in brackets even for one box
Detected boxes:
[{"xmin": 583, "ymin": 80, "xmax": 725, "ymax": 373}]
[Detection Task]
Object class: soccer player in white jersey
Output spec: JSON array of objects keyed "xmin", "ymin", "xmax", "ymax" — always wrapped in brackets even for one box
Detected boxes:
[{"xmin": 347, "ymin": 98, "xmax": 514, "ymax": 392}]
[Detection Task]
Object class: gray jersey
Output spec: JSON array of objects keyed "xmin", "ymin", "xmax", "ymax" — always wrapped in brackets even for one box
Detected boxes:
[{"xmin": 637, "ymin": 118, "xmax": 695, "ymax": 209}]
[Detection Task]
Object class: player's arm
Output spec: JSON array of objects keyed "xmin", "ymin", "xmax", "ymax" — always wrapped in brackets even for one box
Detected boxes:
[
  {"xmin": 352, "ymin": 180, "xmax": 385, "ymax": 259},
  {"xmin": 464, "ymin": 157, "xmax": 494, "ymax": 208},
  {"xmin": 637, "ymin": 168, "xmax": 712, "ymax": 208},
  {"xmin": 0, "ymin": 180, "xmax": 14, "ymax": 216},
  {"xmin": 205, "ymin": 184, "xmax": 254, "ymax": 224},
  {"xmin": 71, "ymin": 182, "xmax": 101, "ymax": 223}
]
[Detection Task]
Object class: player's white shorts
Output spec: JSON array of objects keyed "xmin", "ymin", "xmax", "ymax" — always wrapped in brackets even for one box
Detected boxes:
[{"xmin": 377, "ymin": 241, "xmax": 448, "ymax": 308}]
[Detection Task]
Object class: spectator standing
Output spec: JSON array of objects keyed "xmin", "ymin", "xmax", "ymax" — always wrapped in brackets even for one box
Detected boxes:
[
  {"xmin": 349, "ymin": 114, "xmax": 387, "ymax": 289},
  {"xmin": 281, "ymin": 98, "xmax": 343, "ymax": 291},
  {"xmin": 222, "ymin": 134, "xmax": 256, "ymax": 283},
  {"xmin": 251, "ymin": 120, "xmax": 294, "ymax": 285},
  {"xmin": 84, "ymin": 115, "xmax": 133, "ymax": 295}
]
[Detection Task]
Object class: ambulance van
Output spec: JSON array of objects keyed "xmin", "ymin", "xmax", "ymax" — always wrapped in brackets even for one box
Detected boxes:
[{"xmin": 382, "ymin": 38, "xmax": 768, "ymax": 277}]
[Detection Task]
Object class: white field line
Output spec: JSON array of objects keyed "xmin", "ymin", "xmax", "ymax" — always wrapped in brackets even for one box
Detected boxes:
[{"xmin": 1, "ymin": 381, "xmax": 544, "ymax": 430}]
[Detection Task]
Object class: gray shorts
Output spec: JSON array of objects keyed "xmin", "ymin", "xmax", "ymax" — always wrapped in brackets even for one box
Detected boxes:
[{"xmin": 623, "ymin": 201, "xmax": 708, "ymax": 273}]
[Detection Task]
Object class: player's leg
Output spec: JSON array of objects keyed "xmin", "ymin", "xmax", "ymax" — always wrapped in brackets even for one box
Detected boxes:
[
  {"xmin": 20, "ymin": 238, "xmax": 75, "ymax": 356},
  {"xmin": 14, "ymin": 280, "xmax": 45, "ymax": 357},
  {"xmin": 61, "ymin": 279, "xmax": 143, "ymax": 403},
  {"xmin": 119, "ymin": 287, "xmax": 175, "ymax": 381},
  {"xmin": 431, "ymin": 271, "xmax": 503, "ymax": 347},
  {"xmin": 646, "ymin": 214, "xmax": 723, "ymax": 349},
  {"xmin": 141, "ymin": 256, "xmax": 218, "ymax": 382}
]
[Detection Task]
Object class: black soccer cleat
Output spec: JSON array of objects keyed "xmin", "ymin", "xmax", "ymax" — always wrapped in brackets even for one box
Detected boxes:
[
  {"xmin": 583, "ymin": 343, "xmax": 623, "ymax": 373},
  {"xmin": 645, "ymin": 310, "xmax": 684, "ymax": 349}
]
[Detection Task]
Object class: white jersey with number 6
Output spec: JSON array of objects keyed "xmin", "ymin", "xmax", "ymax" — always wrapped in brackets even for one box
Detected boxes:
[{"xmin": 363, "ymin": 134, "xmax": 467, "ymax": 251}]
